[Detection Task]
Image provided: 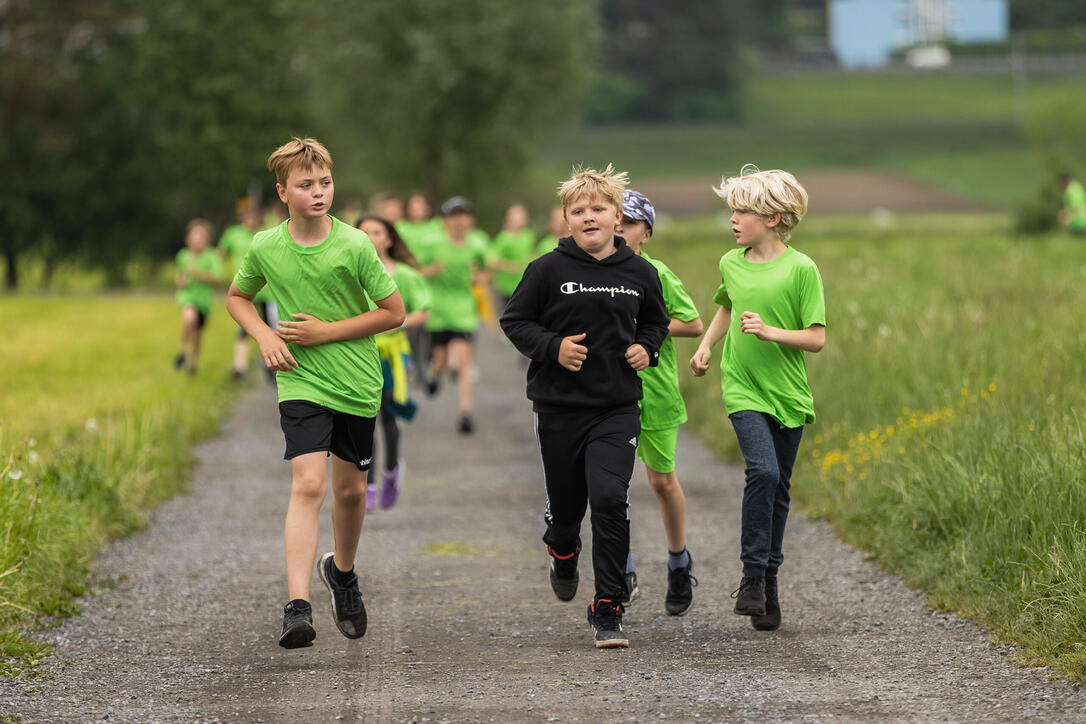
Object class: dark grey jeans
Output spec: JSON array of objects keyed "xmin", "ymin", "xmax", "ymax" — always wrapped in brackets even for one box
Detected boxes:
[{"xmin": 729, "ymin": 410, "xmax": 804, "ymax": 578}]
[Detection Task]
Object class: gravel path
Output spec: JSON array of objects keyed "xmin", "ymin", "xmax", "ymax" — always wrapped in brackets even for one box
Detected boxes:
[{"xmin": 2, "ymin": 330, "xmax": 1081, "ymax": 722}]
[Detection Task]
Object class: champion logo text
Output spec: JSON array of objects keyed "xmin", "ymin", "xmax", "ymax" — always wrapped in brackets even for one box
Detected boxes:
[{"xmin": 559, "ymin": 281, "xmax": 641, "ymax": 298}]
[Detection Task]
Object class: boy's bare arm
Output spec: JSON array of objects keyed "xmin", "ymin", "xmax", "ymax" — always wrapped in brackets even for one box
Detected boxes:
[
  {"xmin": 669, "ymin": 317, "xmax": 704, "ymax": 338},
  {"xmin": 690, "ymin": 306, "xmax": 730, "ymax": 376},
  {"xmin": 226, "ymin": 284, "xmax": 298, "ymax": 370},
  {"xmin": 739, "ymin": 312, "xmax": 825, "ymax": 352},
  {"xmin": 277, "ymin": 291, "xmax": 406, "ymax": 346}
]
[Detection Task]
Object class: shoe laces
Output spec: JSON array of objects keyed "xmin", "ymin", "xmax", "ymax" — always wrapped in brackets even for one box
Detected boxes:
[
  {"xmin": 730, "ymin": 576, "xmax": 760, "ymax": 599},
  {"xmin": 333, "ymin": 583, "xmax": 363, "ymax": 616},
  {"xmin": 669, "ymin": 566, "xmax": 698, "ymax": 588},
  {"xmin": 591, "ymin": 598, "xmax": 624, "ymax": 628},
  {"xmin": 284, "ymin": 603, "xmax": 311, "ymax": 625}
]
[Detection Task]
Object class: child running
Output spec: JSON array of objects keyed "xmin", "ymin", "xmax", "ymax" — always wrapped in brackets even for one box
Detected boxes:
[
  {"xmin": 690, "ymin": 165, "xmax": 825, "ymax": 632},
  {"xmin": 416, "ymin": 196, "xmax": 490, "ymax": 435},
  {"xmin": 534, "ymin": 205, "xmax": 567, "ymax": 257},
  {"xmin": 500, "ymin": 165, "xmax": 669, "ymax": 649},
  {"xmin": 218, "ymin": 202, "xmax": 276, "ymax": 381},
  {"xmin": 357, "ymin": 215, "xmax": 432, "ymax": 511},
  {"xmin": 226, "ymin": 138, "xmax": 405, "ymax": 648},
  {"xmin": 617, "ymin": 190, "xmax": 704, "ymax": 616},
  {"xmin": 173, "ymin": 218, "xmax": 222, "ymax": 375},
  {"xmin": 489, "ymin": 203, "xmax": 536, "ymax": 308}
]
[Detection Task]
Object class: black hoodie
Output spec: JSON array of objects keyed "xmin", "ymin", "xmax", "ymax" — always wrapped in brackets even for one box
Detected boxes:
[{"xmin": 500, "ymin": 235, "xmax": 670, "ymax": 411}]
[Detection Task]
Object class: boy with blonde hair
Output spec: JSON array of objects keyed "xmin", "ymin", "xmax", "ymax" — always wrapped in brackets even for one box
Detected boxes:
[
  {"xmin": 500, "ymin": 165, "xmax": 670, "ymax": 648},
  {"xmin": 690, "ymin": 165, "xmax": 825, "ymax": 632},
  {"xmin": 174, "ymin": 218, "xmax": 222, "ymax": 375},
  {"xmin": 227, "ymin": 137, "xmax": 405, "ymax": 648}
]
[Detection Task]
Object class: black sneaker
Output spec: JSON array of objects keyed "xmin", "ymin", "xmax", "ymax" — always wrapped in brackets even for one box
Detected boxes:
[
  {"xmin": 425, "ymin": 377, "xmax": 441, "ymax": 397},
  {"xmin": 732, "ymin": 575, "xmax": 766, "ymax": 616},
  {"xmin": 173, "ymin": 352, "xmax": 186, "ymax": 371},
  {"xmin": 751, "ymin": 576, "xmax": 781, "ymax": 630},
  {"xmin": 548, "ymin": 545, "xmax": 579, "ymax": 601},
  {"xmin": 457, "ymin": 415, "xmax": 474, "ymax": 435},
  {"xmin": 623, "ymin": 570, "xmax": 641, "ymax": 605},
  {"xmin": 665, "ymin": 554, "xmax": 698, "ymax": 616},
  {"xmin": 587, "ymin": 598, "xmax": 629, "ymax": 649},
  {"xmin": 278, "ymin": 600, "xmax": 316, "ymax": 649},
  {"xmin": 318, "ymin": 552, "xmax": 367, "ymax": 639}
]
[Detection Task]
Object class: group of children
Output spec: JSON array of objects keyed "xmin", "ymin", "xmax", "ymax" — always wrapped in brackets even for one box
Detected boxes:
[{"xmin": 213, "ymin": 136, "xmax": 826, "ymax": 651}]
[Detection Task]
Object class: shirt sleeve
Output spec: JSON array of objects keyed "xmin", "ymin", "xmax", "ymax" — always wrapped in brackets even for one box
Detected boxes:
[
  {"xmin": 798, "ymin": 261, "xmax": 826, "ymax": 328},
  {"xmin": 358, "ymin": 239, "xmax": 398, "ymax": 302},
  {"xmin": 498, "ymin": 260, "xmax": 563, "ymax": 363},
  {"xmin": 633, "ymin": 264, "xmax": 670, "ymax": 368},
  {"xmin": 659, "ymin": 264, "xmax": 699, "ymax": 322},
  {"xmin": 712, "ymin": 255, "xmax": 732, "ymax": 308},
  {"xmin": 232, "ymin": 246, "xmax": 266, "ymax": 296}
]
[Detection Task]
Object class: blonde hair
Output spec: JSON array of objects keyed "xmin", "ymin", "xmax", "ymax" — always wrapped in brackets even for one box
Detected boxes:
[
  {"xmin": 267, "ymin": 137, "xmax": 334, "ymax": 185},
  {"xmin": 557, "ymin": 164, "xmax": 629, "ymax": 211},
  {"xmin": 713, "ymin": 164, "xmax": 808, "ymax": 241}
]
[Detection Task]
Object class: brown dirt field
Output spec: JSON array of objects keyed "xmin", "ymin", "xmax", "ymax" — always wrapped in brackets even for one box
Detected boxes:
[{"xmin": 635, "ymin": 171, "xmax": 990, "ymax": 217}]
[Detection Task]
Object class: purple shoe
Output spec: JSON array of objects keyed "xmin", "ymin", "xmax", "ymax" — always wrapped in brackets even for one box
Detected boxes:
[
  {"xmin": 365, "ymin": 485, "xmax": 377, "ymax": 512},
  {"xmin": 380, "ymin": 464, "xmax": 402, "ymax": 509}
]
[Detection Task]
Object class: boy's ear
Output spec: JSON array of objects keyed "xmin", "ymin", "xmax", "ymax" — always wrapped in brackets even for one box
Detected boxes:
[
  {"xmin": 766, "ymin": 212, "xmax": 782, "ymax": 228},
  {"xmin": 276, "ymin": 182, "xmax": 287, "ymax": 204}
]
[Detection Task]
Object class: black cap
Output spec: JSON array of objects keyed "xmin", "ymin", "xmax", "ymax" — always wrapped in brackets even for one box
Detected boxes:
[{"xmin": 440, "ymin": 196, "xmax": 473, "ymax": 216}]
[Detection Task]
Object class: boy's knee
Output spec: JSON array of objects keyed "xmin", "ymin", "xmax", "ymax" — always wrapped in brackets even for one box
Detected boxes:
[
  {"xmin": 647, "ymin": 471, "xmax": 680, "ymax": 498},
  {"xmin": 291, "ymin": 472, "xmax": 327, "ymax": 501},
  {"xmin": 588, "ymin": 488, "xmax": 629, "ymax": 518},
  {"xmin": 744, "ymin": 463, "xmax": 780, "ymax": 491},
  {"xmin": 333, "ymin": 479, "xmax": 366, "ymax": 507}
]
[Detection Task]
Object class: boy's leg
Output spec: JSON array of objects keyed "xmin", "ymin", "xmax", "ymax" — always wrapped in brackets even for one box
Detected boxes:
[
  {"xmin": 765, "ymin": 424, "xmax": 803, "ymax": 576},
  {"xmin": 429, "ymin": 341, "xmax": 448, "ymax": 380},
  {"xmin": 284, "ymin": 451, "xmax": 329, "ymax": 601},
  {"xmin": 329, "ymin": 454, "xmax": 368, "ymax": 570},
  {"xmin": 640, "ymin": 427, "xmax": 686, "ymax": 553},
  {"xmin": 188, "ymin": 309, "xmax": 206, "ymax": 370},
  {"xmin": 379, "ymin": 403, "xmax": 400, "ymax": 472},
  {"xmin": 584, "ymin": 406, "xmax": 639, "ymax": 603},
  {"xmin": 179, "ymin": 305, "xmax": 199, "ymax": 361},
  {"xmin": 535, "ymin": 412, "xmax": 588, "ymax": 555},
  {"xmin": 449, "ymin": 338, "xmax": 474, "ymax": 416},
  {"xmin": 729, "ymin": 410, "xmax": 781, "ymax": 578},
  {"xmin": 232, "ymin": 326, "xmax": 249, "ymax": 375}
]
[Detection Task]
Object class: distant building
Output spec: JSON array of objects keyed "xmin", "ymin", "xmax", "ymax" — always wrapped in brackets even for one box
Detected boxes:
[{"xmin": 829, "ymin": 0, "xmax": 1008, "ymax": 68}]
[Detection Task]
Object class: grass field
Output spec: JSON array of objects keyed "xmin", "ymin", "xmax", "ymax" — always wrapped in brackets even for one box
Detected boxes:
[
  {"xmin": 0, "ymin": 294, "xmax": 244, "ymax": 677},
  {"xmin": 658, "ymin": 211, "xmax": 1086, "ymax": 679},
  {"xmin": 543, "ymin": 71, "xmax": 1086, "ymax": 207}
]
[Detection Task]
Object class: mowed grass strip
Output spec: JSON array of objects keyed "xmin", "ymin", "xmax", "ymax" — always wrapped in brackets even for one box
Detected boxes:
[
  {"xmin": 0, "ymin": 293, "xmax": 244, "ymax": 677},
  {"xmin": 660, "ymin": 211, "xmax": 1086, "ymax": 679}
]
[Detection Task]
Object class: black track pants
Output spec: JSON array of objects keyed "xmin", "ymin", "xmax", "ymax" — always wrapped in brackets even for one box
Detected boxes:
[{"xmin": 535, "ymin": 404, "xmax": 640, "ymax": 602}]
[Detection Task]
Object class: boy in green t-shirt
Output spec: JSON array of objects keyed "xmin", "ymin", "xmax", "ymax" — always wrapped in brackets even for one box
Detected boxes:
[
  {"xmin": 690, "ymin": 165, "xmax": 826, "ymax": 632},
  {"xmin": 1059, "ymin": 172, "xmax": 1086, "ymax": 234},
  {"xmin": 489, "ymin": 203, "xmax": 536, "ymax": 306},
  {"xmin": 218, "ymin": 203, "xmax": 273, "ymax": 380},
  {"xmin": 618, "ymin": 191, "xmax": 704, "ymax": 616},
  {"xmin": 226, "ymin": 138, "xmax": 405, "ymax": 649},
  {"xmin": 534, "ymin": 205, "xmax": 567, "ymax": 258},
  {"xmin": 173, "ymin": 218, "xmax": 222, "ymax": 375}
]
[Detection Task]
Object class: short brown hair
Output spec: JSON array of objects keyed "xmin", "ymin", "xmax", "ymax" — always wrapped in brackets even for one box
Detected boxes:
[
  {"xmin": 557, "ymin": 164, "xmax": 628, "ymax": 211},
  {"xmin": 267, "ymin": 137, "xmax": 334, "ymax": 185}
]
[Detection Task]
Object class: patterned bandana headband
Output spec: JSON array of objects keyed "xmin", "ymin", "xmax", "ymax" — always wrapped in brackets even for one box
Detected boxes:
[{"xmin": 622, "ymin": 190, "xmax": 656, "ymax": 231}]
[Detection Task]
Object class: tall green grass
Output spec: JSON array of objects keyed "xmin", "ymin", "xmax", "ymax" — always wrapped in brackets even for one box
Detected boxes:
[
  {"xmin": 0, "ymin": 294, "xmax": 244, "ymax": 677},
  {"xmin": 662, "ymin": 212, "xmax": 1086, "ymax": 678}
]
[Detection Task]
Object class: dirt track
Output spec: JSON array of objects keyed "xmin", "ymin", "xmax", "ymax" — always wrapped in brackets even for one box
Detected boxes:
[{"xmin": 1, "ymin": 330, "xmax": 1082, "ymax": 722}]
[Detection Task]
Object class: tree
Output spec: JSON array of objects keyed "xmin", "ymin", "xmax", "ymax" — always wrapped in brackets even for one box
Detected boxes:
[{"xmin": 315, "ymin": 0, "xmax": 598, "ymax": 214}]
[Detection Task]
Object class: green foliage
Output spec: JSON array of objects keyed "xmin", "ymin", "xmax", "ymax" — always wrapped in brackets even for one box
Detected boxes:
[
  {"xmin": 1010, "ymin": 0, "xmax": 1086, "ymax": 30},
  {"xmin": 662, "ymin": 212, "xmax": 1086, "ymax": 679},
  {"xmin": 1016, "ymin": 98, "xmax": 1086, "ymax": 232},
  {"xmin": 591, "ymin": 0, "xmax": 747, "ymax": 122},
  {"xmin": 0, "ymin": 294, "xmax": 242, "ymax": 678},
  {"xmin": 314, "ymin": 0, "xmax": 597, "ymax": 223}
]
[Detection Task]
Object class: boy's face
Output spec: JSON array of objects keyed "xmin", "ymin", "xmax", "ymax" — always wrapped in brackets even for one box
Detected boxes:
[
  {"xmin": 618, "ymin": 217, "xmax": 651, "ymax": 252},
  {"xmin": 565, "ymin": 194, "xmax": 621, "ymax": 256},
  {"xmin": 730, "ymin": 208, "xmax": 778, "ymax": 248},
  {"xmin": 277, "ymin": 164, "xmax": 334, "ymax": 221},
  {"xmin": 186, "ymin": 226, "xmax": 210, "ymax": 252},
  {"xmin": 378, "ymin": 198, "xmax": 404, "ymax": 223},
  {"xmin": 504, "ymin": 204, "xmax": 528, "ymax": 231},
  {"xmin": 406, "ymin": 195, "xmax": 430, "ymax": 221},
  {"xmin": 443, "ymin": 211, "xmax": 472, "ymax": 239},
  {"xmin": 242, "ymin": 209, "xmax": 263, "ymax": 231}
]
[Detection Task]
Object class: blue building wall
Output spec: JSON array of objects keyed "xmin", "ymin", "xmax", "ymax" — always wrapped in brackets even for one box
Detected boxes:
[{"xmin": 829, "ymin": 0, "xmax": 1008, "ymax": 68}]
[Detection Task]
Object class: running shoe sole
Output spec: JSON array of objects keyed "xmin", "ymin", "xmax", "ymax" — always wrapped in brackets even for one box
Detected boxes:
[
  {"xmin": 594, "ymin": 634, "xmax": 630, "ymax": 649},
  {"xmin": 318, "ymin": 552, "xmax": 368, "ymax": 639},
  {"xmin": 278, "ymin": 620, "xmax": 316, "ymax": 649}
]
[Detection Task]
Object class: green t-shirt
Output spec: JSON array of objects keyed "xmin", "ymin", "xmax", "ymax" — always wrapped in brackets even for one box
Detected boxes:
[
  {"xmin": 713, "ymin": 245, "xmax": 825, "ymax": 428},
  {"xmin": 233, "ymin": 217, "xmax": 398, "ymax": 417},
  {"xmin": 637, "ymin": 253, "xmax": 700, "ymax": 430},
  {"xmin": 1064, "ymin": 180, "xmax": 1086, "ymax": 231},
  {"xmin": 219, "ymin": 224, "xmax": 271, "ymax": 303},
  {"xmin": 391, "ymin": 262, "xmax": 432, "ymax": 315},
  {"xmin": 535, "ymin": 234, "xmax": 559, "ymax": 258},
  {"xmin": 396, "ymin": 219, "xmax": 444, "ymax": 256},
  {"xmin": 491, "ymin": 229, "xmax": 536, "ymax": 297},
  {"xmin": 175, "ymin": 247, "xmax": 222, "ymax": 314},
  {"xmin": 416, "ymin": 231, "xmax": 490, "ymax": 332}
]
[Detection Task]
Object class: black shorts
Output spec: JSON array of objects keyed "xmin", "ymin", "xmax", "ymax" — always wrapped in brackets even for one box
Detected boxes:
[
  {"xmin": 183, "ymin": 307, "xmax": 208, "ymax": 329},
  {"xmin": 430, "ymin": 330, "xmax": 473, "ymax": 347},
  {"xmin": 279, "ymin": 400, "xmax": 376, "ymax": 470}
]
